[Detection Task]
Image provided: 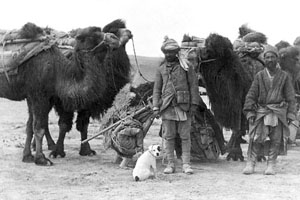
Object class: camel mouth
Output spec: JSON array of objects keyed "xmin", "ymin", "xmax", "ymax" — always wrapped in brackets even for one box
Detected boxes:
[
  {"xmin": 118, "ymin": 29, "xmax": 132, "ymax": 46},
  {"xmin": 103, "ymin": 33, "xmax": 121, "ymax": 49}
]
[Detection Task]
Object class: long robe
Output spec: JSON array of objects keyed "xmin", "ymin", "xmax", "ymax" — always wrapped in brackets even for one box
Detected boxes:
[{"xmin": 243, "ymin": 68, "xmax": 296, "ymax": 154}]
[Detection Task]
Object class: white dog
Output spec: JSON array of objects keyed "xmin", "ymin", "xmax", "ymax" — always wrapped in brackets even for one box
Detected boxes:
[{"xmin": 132, "ymin": 144, "xmax": 161, "ymax": 181}]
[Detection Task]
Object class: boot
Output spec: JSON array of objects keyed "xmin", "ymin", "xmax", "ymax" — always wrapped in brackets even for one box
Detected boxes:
[
  {"xmin": 182, "ymin": 164, "xmax": 193, "ymax": 174},
  {"xmin": 264, "ymin": 161, "xmax": 276, "ymax": 175},
  {"xmin": 243, "ymin": 140, "xmax": 259, "ymax": 175},
  {"xmin": 164, "ymin": 162, "xmax": 175, "ymax": 174},
  {"xmin": 264, "ymin": 142, "xmax": 280, "ymax": 175},
  {"xmin": 242, "ymin": 161, "xmax": 255, "ymax": 175}
]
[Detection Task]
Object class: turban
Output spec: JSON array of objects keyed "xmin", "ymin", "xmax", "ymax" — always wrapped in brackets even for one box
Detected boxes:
[
  {"xmin": 161, "ymin": 36, "xmax": 180, "ymax": 53},
  {"xmin": 263, "ymin": 44, "xmax": 278, "ymax": 57}
]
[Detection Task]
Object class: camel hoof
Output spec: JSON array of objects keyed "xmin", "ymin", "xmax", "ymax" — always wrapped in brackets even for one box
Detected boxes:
[
  {"xmin": 49, "ymin": 150, "xmax": 66, "ymax": 158},
  {"xmin": 79, "ymin": 149, "xmax": 96, "ymax": 156},
  {"xmin": 79, "ymin": 143, "xmax": 96, "ymax": 156},
  {"xmin": 226, "ymin": 152, "xmax": 244, "ymax": 162},
  {"xmin": 22, "ymin": 155, "xmax": 34, "ymax": 163},
  {"xmin": 35, "ymin": 154, "xmax": 53, "ymax": 166}
]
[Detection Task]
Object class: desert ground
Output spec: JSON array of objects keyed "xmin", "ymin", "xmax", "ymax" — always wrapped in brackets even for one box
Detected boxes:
[
  {"xmin": 1, "ymin": 98, "xmax": 300, "ymax": 200},
  {"xmin": 1, "ymin": 56, "xmax": 300, "ymax": 200}
]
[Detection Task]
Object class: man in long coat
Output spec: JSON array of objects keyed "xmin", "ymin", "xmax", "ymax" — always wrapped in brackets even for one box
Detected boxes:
[{"xmin": 243, "ymin": 45, "xmax": 296, "ymax": 175}]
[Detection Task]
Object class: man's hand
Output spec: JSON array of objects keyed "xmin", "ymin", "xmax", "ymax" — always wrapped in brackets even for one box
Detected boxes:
[
  {"xmin": 249, "ymin": 116, "xmax": 255, "ymax": 124},
  {"xmin": 153, "ymin": 110, "xmax": 160, "ymax": 118},
  {"xmin": 153, "ymin": 107, "xmax": 160, "ymax": 118}
]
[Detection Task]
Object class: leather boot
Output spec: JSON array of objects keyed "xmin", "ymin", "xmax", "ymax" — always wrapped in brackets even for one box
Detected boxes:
[
  {"xmin": 264, "ymin": 160, "xmax": 276, "ymax": 175},
  {"xmin": 242, "ymin": 161, "xmax": 255, "ymax": 175}
]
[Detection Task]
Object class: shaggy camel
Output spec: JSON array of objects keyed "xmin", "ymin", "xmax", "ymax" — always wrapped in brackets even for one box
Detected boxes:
[
  {"xmin": 45, "ymin": 20, "xmax": 133, "ymax": 159},
  {"xmin": 0, "ymin": 24, "xmax": 122, "ymax": 166}
]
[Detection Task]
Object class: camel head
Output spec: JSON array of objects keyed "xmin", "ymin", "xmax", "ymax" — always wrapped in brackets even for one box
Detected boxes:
[
  {"xmin": 275, "ymin": 40, "xmax": 291, "ymax": 51},
  {"xmin": 103, "ymin": 19, "xmax": 133, "ymax": 46},
  {"xmin": 294, "ymin": 36, "xmax": 300, "ymax": 47},
  {"xmin": 279, "ymin": 46, "xmax": 300, "ymax": 74},
  {"xmin": 74, "ymin": 26, "xmax": 120, "ymax": 52},
  {"xmin": 201, "ymin": 33, "xmax": 234, "ymax": 60}
]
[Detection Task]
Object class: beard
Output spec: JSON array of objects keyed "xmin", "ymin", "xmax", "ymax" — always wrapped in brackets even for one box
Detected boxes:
[{"xmin": 265, "ymin": 61, "xmax": 277, "ymax": 69}]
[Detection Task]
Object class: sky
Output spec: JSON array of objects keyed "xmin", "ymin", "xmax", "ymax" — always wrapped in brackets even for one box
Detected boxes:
[{"xmin": 1, "ymin": 0, "xmax": 299, "ymax": 57}]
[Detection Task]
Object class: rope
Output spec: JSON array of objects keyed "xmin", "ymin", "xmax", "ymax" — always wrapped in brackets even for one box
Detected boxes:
[{"xmin": 131, "ymin": 38, "xmax": 151, "ymax": 83}]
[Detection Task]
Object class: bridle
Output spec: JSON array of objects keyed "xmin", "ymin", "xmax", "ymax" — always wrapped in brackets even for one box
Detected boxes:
[{"xmin": 79, "ymin": 33, "xmax": 113, "ymax": 53}]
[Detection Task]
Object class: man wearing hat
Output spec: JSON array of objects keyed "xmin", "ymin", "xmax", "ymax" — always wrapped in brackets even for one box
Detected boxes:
[
  {"xmin": 243, "ymin": 45, "xmax": 296, "ymax": 175},
  {"xmin": 152, "ymin": 36, "xmax": 201, "ymax": 174}
]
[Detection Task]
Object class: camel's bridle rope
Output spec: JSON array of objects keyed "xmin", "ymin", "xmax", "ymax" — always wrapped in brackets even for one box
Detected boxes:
[{"xmin": 131, "ymin": 37, "xmax": 151, "ymax": 83}]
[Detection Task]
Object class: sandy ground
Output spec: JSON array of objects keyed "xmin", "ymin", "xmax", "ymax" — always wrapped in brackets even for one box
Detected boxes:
[{"xmin": 1, "ymin": 98, "xmax": 300, "ymax": 200}]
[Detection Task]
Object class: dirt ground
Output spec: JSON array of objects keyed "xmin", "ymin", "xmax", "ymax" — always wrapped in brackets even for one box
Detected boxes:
[{"xmin": 1, "ymin": 98, "xmax": 300, "ymax": 200}]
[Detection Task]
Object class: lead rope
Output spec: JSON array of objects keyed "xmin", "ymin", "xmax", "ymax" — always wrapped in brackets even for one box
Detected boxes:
[{"xmin": 131, "ymin": 38, "xmax": 151, "ymax": 83}]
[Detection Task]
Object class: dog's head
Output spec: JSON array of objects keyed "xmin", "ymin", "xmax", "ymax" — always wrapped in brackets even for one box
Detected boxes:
[{"xmin": 148, "ymin": 144, "xmax": 161, "ymax": 158}]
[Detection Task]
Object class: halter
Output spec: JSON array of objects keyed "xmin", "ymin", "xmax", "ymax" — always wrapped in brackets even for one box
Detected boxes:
[{"xmin": 79, "ymin": 33, "xmax": 111, "ymax": 53}]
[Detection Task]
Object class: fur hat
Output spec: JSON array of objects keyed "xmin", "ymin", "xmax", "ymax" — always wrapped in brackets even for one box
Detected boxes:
[
  {"xmin": 161, "ymin": 36, "xmax": 180, "ymax": 53},
  {"xmin": 263, "ymin": 44, "xmax": 278, "ymax": 57}
]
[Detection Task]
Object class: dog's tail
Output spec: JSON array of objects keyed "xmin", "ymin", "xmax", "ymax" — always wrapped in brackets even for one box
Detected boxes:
[{"xmin": 134, "ymin": 176, "xmax": 140, "ymax": 182}]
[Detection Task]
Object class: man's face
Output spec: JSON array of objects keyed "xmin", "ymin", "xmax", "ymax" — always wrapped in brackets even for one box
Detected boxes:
[
  {"xmin": 164, "ymin": 50, "xmax": 178, "ymax": 62},
  {"xmin": 264, "ymin": 52, "xmax": 278, "ymax": 71}
]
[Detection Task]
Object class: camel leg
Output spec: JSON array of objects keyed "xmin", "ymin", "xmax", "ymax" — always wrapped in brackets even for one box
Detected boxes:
[
  {"xmin": 49, "ymin": 111, "xmax": 73, "ymax": 158},
  {"xmin": 226, "ymin": 130, "xmax": 244, "ymax": 161},
  {"xmin": 44, "ymin": 123, "xmax": 56, "ymax": 151},
  {"xmin": 29, "ymin": 98, "xmax": 53, "ymax": 166},
  {"xmin": 77, "ymin": 110, "xmax": 96, "ymax": 156},
  {"xmin": 31, "ymin": 103, "xmax": 55, "ymax": 151},
  {"xmin": 23, "ymin": 100, "xmax": 34, "ymax": 163},
  {"xmin": 32, "ymin": 117, "xmax": 56, "ymax": 151}
]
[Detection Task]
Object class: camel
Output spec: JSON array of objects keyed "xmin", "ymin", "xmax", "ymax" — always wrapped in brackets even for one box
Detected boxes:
[
  {"xmin": 201, "ymin": 31, "xmax": 300, "ymax": 161},
  {"xmin": 47, "ymin": 19, "xmax": 133, "ymax": 159},
  {"xmin": 0, "ymin": 22, "xmax": 124, "ymax": 166}
]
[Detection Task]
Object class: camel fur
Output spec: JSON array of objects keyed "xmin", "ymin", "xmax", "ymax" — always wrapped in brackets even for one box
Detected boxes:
[{"xmin": 0, "ymin": 22, "xmax": 123, "ymax": 166}]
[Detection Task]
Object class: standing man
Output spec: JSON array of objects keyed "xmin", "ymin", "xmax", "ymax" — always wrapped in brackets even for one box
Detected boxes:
[
  {"xmin": 152, "ymin": 37, "xmax": 200, "ymax": 174},
  {"xmin": 243, "ymin": 45, "xmax": 296, "ymax": 175}
]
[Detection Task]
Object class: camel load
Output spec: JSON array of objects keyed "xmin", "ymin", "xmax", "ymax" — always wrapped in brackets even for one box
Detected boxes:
[
  {"xmin": 0, "ymin": 23, "xmax": 56, "ymax": 75},
  {"xmin": 0, "ymin": 23, "xmax": 78, "ymax": 75}
]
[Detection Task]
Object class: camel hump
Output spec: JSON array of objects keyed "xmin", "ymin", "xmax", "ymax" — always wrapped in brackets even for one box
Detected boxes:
[
  {"xmin": 0, "ymin": 22, "xmax": 45, "ymax": 43},
  {"xmin": 0, "ymin": 23, "xmax": 56, "ymax": 75}
]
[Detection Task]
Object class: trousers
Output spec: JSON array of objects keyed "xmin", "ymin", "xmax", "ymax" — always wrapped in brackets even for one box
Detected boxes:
[
  {"xmin": 248, "ymin": 122, "xmax": 283, "ymax": 162},
  {"xmin": 162, "ymin": 116, "xmax": 192, "ymax": 164}
]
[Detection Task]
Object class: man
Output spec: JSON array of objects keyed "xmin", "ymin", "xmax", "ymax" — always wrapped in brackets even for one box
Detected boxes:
[
  {"xmin": 243, "ymin": 45, "xmax": 296, "ymax": 175},
  {"xmin": 152, "ymin": 37, "xmax": 200, "ymax": 174}
]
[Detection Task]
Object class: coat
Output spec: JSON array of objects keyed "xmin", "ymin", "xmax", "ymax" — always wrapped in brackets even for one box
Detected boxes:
[{"xmin": 152, "ymin": 61, "xmax": 200, "ymax": 113}]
